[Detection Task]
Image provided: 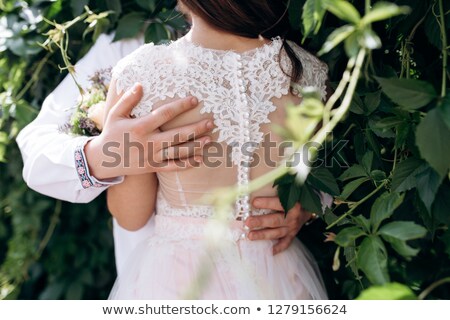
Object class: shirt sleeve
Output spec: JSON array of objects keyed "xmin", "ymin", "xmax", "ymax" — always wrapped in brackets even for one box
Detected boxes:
[{"xmin": 16, "ymin": 33, "xmax": 144, "ymax": 203}]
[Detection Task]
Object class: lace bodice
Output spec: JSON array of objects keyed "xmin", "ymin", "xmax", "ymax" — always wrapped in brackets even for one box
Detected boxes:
[{"xmin": 112, "ymin": 36, "xmax": 328, "ymax": 220}]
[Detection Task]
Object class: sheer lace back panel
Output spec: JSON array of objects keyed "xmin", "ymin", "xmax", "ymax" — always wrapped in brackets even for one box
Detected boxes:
[{"xmin": 113, "ymin": 37, "xmax": 328, "ymax": 219}]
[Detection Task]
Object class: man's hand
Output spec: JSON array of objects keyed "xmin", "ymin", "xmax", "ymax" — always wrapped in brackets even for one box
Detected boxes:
[
  {"xmin": 245, "ymin": 197, "xmax": 312, "ymax": 256},
  {"xmin": 86, "ymin": 83, "xmax": 212, "ymax": 179}
]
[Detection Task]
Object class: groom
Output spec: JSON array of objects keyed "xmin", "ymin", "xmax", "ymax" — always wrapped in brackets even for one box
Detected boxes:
[{"xmin": 17, "ymin": 33, "xmax": 313, "ymax": 275}]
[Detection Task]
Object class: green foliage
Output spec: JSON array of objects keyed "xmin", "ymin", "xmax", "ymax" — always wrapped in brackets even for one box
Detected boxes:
[
  {"xmin": 1, "ymin": 0, "xmax": 449, "ymax": 300},
  {"xmin": 0, "ymin": 0, "xmax": 180, "ymax": 300},
  {"xmin": 290, "ymin": 0, "xmax": 450, "ymax": 299}
]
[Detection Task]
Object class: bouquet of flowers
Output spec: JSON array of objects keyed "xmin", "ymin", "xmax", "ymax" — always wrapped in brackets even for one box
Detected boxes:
[{"xmin": 62, "ymin": 68, "xmax": 111, "ymax": 136}]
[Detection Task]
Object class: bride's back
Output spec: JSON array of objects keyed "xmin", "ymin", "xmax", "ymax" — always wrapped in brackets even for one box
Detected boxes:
[
  {"xmin": 112, "ymin": 0, "xmax": 327, "ymax": 214},
  {"xmin": 113, "ymin": 37, "xmax": 327, "ymax": 210}
]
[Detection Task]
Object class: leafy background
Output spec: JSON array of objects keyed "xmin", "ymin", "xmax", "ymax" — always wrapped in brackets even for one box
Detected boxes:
[{"xmin": 0, "ymin": 0, "xmax": 449, "ymax": 299}]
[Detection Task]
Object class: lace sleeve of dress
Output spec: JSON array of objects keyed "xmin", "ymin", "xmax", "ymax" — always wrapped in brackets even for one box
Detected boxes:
[
  {"xmin": 287, "ymin": 41, "xmax": 329, "ymax": 101},
  {"xmin": 112, "ymin": 43, "xmax": 175, "ymax": 117}
]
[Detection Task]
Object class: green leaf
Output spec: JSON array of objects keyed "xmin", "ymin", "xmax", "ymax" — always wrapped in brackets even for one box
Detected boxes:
[
  {"xmin": 299, "ymin": 183, "xmax": 323, "ymax": 214},
  {"xmin": 431, "ymin": 184, "xmax": 450, "ymax": 225},
  {"xmin": 416, "ymin": 165, "xmax": 445, "ymax": 213},
  {"xmin": 357, "ymin": 283, "xmax": 417, "ymax": 300},
  {"xmin": 376, "ymin": 77, "xmax": 438, "ymax": 110},
  {"xmin": 391, "ymin": 158, "xmax": 425, "ymax": 192},
  {"xmin": 136, "ymin": 0, "xmax": 156, "ymax": 12},
  {"xmin": 274, "ymin": 173, "xmax": 296, "ymax": 186},
  {"xmin": 382, "ymin": 237, "xmax": 420, "ymax": 259},
  {"xmin": 307, "ymin": 168, "xmax": 340, "ymax": 196},
  {"xmin": 145, "ymin": 23, "xmax": 170, "ymax": 43},
  {"xmin": 319, "ymin": 24, "xmax": 355, "ymax": 55},
  {"xmin": 370, "ymin": 170, "xmax": 386, "ymax": 184},
  {"xmin": 438, "ymin": 94, "xmax": 450, "ymax": 130},
  {"xmin": 379, "ymin": 221, "xmax": 427, "ymax": 259},
  {"xmin": 352, "ymin": 215, "xmax": 371, "ymax": 233},
  {"xmin": 361, "ymin": 151, "xmax": 374, "ymax": 173},
  {"xmin": 339, "ymin": 165, "xmax": 368, "ymax": 181},
  {"xmin": 361, "ymin": 3, "xmax": 411, "ymax": 25},
  {"xmin": 113, "ymin": 12, "xmax": 147, "ymax": 41},
  {"xmin": 364, "ymin": 91, "xmax": 382, "ymax": 114},
  {"xmin": 334, "ymin": 226, "xmax": 366, "ymax": 247},
  {"xmin": 278, "ymin": 182, "xmax": 301, "ymax": 213},
  {"xmin": 323, "ymin": 0, "xmax": 361, "ymax": 24},
  {"xmin": 379, "ymin": 221, "xmax": 427, "ymax": 240},
  {"xmin": 302, "ymin": 0, "xmax": 326, "ymax": 40},
  {"xmin": 344, "ymin": 29, "xmax": 359, "ymax": 58},
  {"xmin": 359, "ymin": 28, "xmax": 382, "ymax": 50},
  {"xmin": 339, "ymin": 177, "xmax": 370, "ymax": 200},
  {"xmin": 357, "ymin": 236, "xmax": 390, "ymax": 285},
  {"xmin": 370, "ymin": 192, "xmax": 405, "ymax": 232},
  {"xmin": 416, "ymin": 108, "xmax": 450, "ymax": 177}
]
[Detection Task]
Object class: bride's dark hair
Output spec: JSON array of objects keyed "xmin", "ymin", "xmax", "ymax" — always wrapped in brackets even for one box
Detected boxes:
[{"xmin": 179, "ymin": 0, "xmax": 303, "ymax": 83}]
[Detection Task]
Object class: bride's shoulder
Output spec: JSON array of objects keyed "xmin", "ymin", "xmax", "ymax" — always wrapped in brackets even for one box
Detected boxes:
[
  {"xmin": 113, "ymin": 41, "xmax": 172, "ymax": 70},
  {"xmin": 286, "ymin": 41, "xmax": 328, "ymax": 99}
]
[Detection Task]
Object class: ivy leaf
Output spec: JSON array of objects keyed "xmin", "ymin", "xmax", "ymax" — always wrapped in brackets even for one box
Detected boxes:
[
  {"xmin": 334, "ymin": 226, "xmax": 366, "ymax": 247},
  {"xmin": 319, "ymin": 24, "xmax": 355, "ymax": 55},
  {"xmin": 431, "ymin": 184, "xmax": 450, "ymax": 225},
  {"xmin": 359, "ymin": 28, "xmax": 382, "ymax": 50},
  {"xmin": 416, "ymin": 165, "xmax": 444, "ymax": 213},
  {"xmin": 370, "ymin": 192, "xmax": 405, "ymax": 232},
  {"xmin": 307, "ymin": 168, "xmax": 340, "ymax": 196},
  {"xmin": 357, "ymin": 236, "xmax": 390, "ymax": 285},
  {"xmin": 364, "ymin": 91, "xmax": 382, "ymax": 114},
  {"xmin": 339, "ymin": 164, "xmax": 367, "ymax": 181},
  {"xmin": 416, "ymin": 108, "xmax": 450, "ymax": 177},
  {"xmin": 361, "ymin": 151, "xmax": 374, "ymax": 173},
  {"xmin": 361, "ymin": 2, "xmax": 411, "ymax": 26},
  {"xmin": 113, "ymin": 12, "xmax": 147, "ymax": 41},
  {"xmin": 339, "ymin": 177, "xmax": 370, "ymax": 200},
  {"xmin": 274, "ymin": 173, "xmax": 296, "ymax": 187},
  {"xmin": 298, "ymin": 183, "xmax": 323, "ymax": 214},
  {"xmin": 322, "ymin": 0, "xmax": 361, "ymax": 24},
  {"xmin": 145, "ymin": 23, "xmax": 170, "ymax": 43},
  {"xmin": 379, "ymin": 221, "xmax": 427, "ymax": 241},
  {"xmin": 376, "ymin": 77, "xmax": 438, "ymax": 110},
  {"xmin": 391, "ymin": 158, "xmax": 425, "ymax": 192},
  {"xmin": 302, "ymin": 0, "xmax": 326, "ymax": 40},
  {"xmin": 357, "ymin": 283, "xmax": 417, "ymax": 300},
  {"xmin": 438, "ymin": 94, "xmax": 450, "ymax": 130},
  {"xmin": 383, "ymin": 237, "xmax": 420, "ymax": 259},
  {"xmin": 278, "ymin": 183, "xmax": 300, "ymax": 213},
  {"xmin": 377, "ymin": 221, "xmax": 426, "ymax": 260},
  {"xmin": 136, "ymin": 0, "xmax": 156, "ymax": 12},
  {"xmin": 352, "ymin": 215, "xmax": 371, "ymax": 233}
]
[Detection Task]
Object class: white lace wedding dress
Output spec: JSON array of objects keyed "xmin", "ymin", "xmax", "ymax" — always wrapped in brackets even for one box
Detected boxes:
[{"xmin": 109, "ymin": 36, "xmax": 329, "ymax": 300}]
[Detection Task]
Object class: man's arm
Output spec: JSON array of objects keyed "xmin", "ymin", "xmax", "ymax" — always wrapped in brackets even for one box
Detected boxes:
[{"xmin": 17, "ymin": 34, "xmax": 144, "ymax": 203}]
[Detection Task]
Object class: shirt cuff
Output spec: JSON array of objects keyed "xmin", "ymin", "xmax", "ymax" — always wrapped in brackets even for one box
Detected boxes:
[{"xmin": 74, "ymin": 138, "xmax": 124, "ymax": 189}]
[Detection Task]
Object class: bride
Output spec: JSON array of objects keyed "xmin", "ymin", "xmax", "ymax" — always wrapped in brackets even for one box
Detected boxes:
[{"xmin": 106, "ymin": 0, "xmax": 328, "ymax": 299}]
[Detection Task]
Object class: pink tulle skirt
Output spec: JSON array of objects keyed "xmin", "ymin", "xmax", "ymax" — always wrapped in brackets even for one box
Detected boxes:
[{"xmin": 109, "ymin": 213, "xmax": 328, "ymax": 300}]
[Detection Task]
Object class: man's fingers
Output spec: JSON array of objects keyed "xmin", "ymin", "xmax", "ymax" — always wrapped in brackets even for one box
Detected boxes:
[
  {"xmin": 252, "ymin": 197, "xmax": 284, "ymax": 212},
  {"xmin": 272, "ymin": 236, "xmax": 294, "ymax": 256},
  {"xmin": 110, "ymin": 83, "xmax": 144, "ymax": 119},
  {"xmin": 156, "ymin": 120, "xmax": 213, "ymax": 148},
  {"xmin": 142, "ymin": 97, "xmax": 199, "ymax": 131},
  {"xmin": 159, "ymin": 137, "xmax": 210, "ymax": 161},
  {"xmin": 245, "ymin": 212, "xmax": 286, "ymax": 230},
  {"xmin": 247, "ymin": 227, "xmax": 289, "ymax": 241}
]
